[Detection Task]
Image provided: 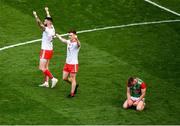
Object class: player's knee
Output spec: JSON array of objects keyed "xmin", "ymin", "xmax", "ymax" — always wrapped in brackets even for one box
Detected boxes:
[
  {"xmin": 136, "ymin": 106, "xmax": 142, "ymax": 111},
  {"xmin": 71, "ymin": 77, "xmax": 75, "ymax": 81},
  {"xmin": 136, "ymin": 105, "xmax": 144, "ymax": 111},
  {"xmin": 39, "ymin": 67, "xmax": 43, "ymax": 71},
  {"xmin": 123, "ymin": 101, "xmax": 128, "ymax": 109},
  {"xmin": 128, "ymin": 100, "xmax": 133, "ymax": 107},
  {"xmin": 123, "ymin": 103, "xmax": 128, "ymax": 109},
  {"xmin": 39, "ymin": 67, "xmax": 46, "ymax": 72},
  {"xmin": 70, "ymin": 76, "xmax": 76, "ymax": 81},
  {"xmin": 63, "ymin": 77, "xmax": 68, "ymax": 81}
]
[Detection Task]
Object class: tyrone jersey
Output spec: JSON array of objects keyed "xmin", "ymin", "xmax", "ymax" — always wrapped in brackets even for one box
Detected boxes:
[
  {"xmin": 128, "ymin": 78, "xmax": 146, "ymax": 98},
  {"xmin": 65, "ymin": 40, "xmax": 80, "ymax": 64},
  {"xmin": 41, "ymin": 25, "xmax": 55, "ymax": 50}
]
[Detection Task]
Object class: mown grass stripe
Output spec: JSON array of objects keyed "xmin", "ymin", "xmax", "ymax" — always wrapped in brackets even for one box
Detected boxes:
[{"xmin": 0, "ymin": 19, "xmax": 180, "ymax": 52}]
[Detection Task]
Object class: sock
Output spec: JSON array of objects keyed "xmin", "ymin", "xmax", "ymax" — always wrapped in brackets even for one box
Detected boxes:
[
  {"xmin": 70, "ymin": 92, "xmax": 75, "ymax": 97},
  {"xmin": 44, "ymin": 75, "xmax": 49, "ymax": 82},
  {"xmin": 43, "ymin": 69, "xmax": 53, "ymax": 79}
]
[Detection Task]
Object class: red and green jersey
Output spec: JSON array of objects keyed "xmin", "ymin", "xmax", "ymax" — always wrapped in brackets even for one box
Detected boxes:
[{"xmin": 128, "ymin": 78, "xmax": 146, "ymax": 98}]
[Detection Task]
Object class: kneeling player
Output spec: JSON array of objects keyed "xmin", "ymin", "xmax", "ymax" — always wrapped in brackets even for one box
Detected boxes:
[{"xmin": 123, "ymin": 77, "xmax": 147, "ymax": 111}]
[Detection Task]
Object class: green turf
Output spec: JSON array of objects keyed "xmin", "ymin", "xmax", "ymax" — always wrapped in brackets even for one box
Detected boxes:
[
  {"xmin": 153, "ymin": 0, "xmax": 180, "ymax": 13},
  {"xmin": 0, "ymin": 0, "xmax": 180, "ymax": 124}
]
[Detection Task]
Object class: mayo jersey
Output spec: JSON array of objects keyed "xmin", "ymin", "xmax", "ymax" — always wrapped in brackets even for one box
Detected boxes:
[
  {"xmin": 41, "ymin": 25, "xmax": 55, "ymax": 50},
  {"xmin": 128, "ymin": 78, "xmax": 146, "ymax": 98},
  {"xmin": 66, "ymin": 40, "xmax": 80, "ymax": 64}
]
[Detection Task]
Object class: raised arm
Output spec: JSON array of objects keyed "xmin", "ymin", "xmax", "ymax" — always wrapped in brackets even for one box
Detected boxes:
[
  {"xmin": 75, "ymin": 35, "xmax": 81, "ymax": 48},
  {"xmin": 45, "ymin": 7, "xmax": 51, "ymax": 17},
  {"xmin": 33, "ymin": 11, "xmax": 45, "ymax": 31},
  {"xmin": 56, "ymin": 33, "xmax": 68, "ymax": 43}
]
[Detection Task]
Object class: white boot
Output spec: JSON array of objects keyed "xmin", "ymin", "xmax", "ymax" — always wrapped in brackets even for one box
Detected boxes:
[
  {"xmin": 39, "ymin": 82, "xmax": 49, "ymax": 88},
  {"xmin": 51, "ymin": 78, "xmax": 58, "ymax": 88}
]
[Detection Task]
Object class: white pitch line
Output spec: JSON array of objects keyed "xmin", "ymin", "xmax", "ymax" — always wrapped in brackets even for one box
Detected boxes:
[
  {"xmin": 0, "ymin": 19, "xmax": 180, "ymax": 52},
  {"xmin": 145, "ymin": 0, "xmax": 180, "ymax": 16},
  {"xmin": 0, "ymin": 33, "xmax": 67, "ymax": 51},
  {"xmin": 0, "ymin": 39, "xmax": 41, "ymax": 51},
  {"xmin": 77, "ymin": 19, "xmax": 180, "ymax": 34}
]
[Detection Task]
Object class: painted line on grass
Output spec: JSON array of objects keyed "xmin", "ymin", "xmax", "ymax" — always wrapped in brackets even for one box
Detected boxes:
[
  {"xmin": 145, "ymin": 0, "xmax": 180, "ymax": 16},
  {"xmin": 76, "ymin": 19, "xmax": 180, "ymax": 34},
  {"xmin": 0, "ymin": 19, "xmax": 180, "ymax": 52}
]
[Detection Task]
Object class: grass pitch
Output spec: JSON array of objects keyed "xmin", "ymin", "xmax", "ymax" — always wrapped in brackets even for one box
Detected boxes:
[{"xmin": 0, "ymin": 0, "xmax": 180, "ymax": 124}]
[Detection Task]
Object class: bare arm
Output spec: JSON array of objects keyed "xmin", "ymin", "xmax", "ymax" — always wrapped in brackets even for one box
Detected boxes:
[
  {"xmin": 127, "ymin": 87, "xmax": 131, "ymax": 100},
  {"xmin": 33, "ymin": 11, "xmax": 45, "ymax": 31},
  {"xmin": 75, "ymin": 35, "xmax": 81, "ymax": 48},
  {"xmin": 45, "ymin": 7, "xmax": 51, "ymax": 17},
  {"xmin": 139, "ymin": 88, "xmax": 146, "ymax": 101},
  {"xmin": 56, "ymin": 33, "xmax": 68, "ymax": 43}
]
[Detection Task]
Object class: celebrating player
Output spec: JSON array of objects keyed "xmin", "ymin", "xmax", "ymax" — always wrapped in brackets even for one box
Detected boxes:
[
  {"xmin": 33, "ymin": 7, "xmax": 58, "ymax": 88},
  {"xmin": 56, "ymin": 31, "xmax": 80, "ymax": 97},
  {"xmin": 123, "ymin": 77, "xmax": 147, "ymax": 111}
]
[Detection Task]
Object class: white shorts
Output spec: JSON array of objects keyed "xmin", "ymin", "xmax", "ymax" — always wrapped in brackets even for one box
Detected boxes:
[
  {"xmin": 131, "ymin": 96, "xmax": 145, "ymax": 102},
  {"xmin": 40, "ymin": 58, "xmax": 47, "ymax": 62}
]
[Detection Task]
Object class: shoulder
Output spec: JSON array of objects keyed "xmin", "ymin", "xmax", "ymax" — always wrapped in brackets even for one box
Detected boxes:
[
  {"xmin": 67, "ymin": 40, "xmax": 71, "ymax": 44},
  {"xmin": 136, "ymin": 78, "xmax": 146, "ymax": 89},
  {"xmin": 141, "ymin": 82, "xmax": 146, "ymax": 89},
  {"xmin": 44, "ymin": 27, "xmax": 49, "ymax": 32}
]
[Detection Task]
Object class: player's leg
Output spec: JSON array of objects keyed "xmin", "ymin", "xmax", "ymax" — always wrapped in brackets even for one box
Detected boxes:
[
  {"xmin": 123, "ymin": 99, "xmax": 133, "ymax": 109},
  {"xmin": 44, "ymin": 50, "xmax": 58, "ymax": 88},
  {"xmin": 39, "ymin": 59, "xmax": 58, "ymax": 88},
  {"xmin": 40, "ymin": 60, "xmax": 53, "ymax": 79},
  {"xmin": 62, "ymin": 64, "xmax": 71, "ymax": 84},
  {"xmin": 44, "ymin": 60, "xmax": 50, "ymax": 83},
  {"xmin": 39, "ymin": 59, "xmax": 49, "ymax": 87},
  {"xmin": 136, "ymin": 100, "xmax": 145, "ymax": 111},
  {"xmin": 69, "ymin": 73, "xmax": 77, "ymax": 97},
  {"xmin": 69, "ymin": 64, "xmax": 79, "ymax": 96},
  {"xmin": 123, "ymin": 100, "xmax": 128, "ymax": 109},
  {"xmin": 63, "ymin": 71, "xmax": 71, "ymax": 84}
]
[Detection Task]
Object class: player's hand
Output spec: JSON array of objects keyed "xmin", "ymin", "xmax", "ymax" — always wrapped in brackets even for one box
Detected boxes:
[
  {"xmin": 45, "ymin": 7, "xmax": 49, "ymax": 11},
  {"xmin": 52, "ymin": 35, "xmax": 56, "ymax": 39},
  {"xmin": 133, "ymin": 101, "xmax": 139, "ymax": 106},
  {"xmin": 33, "ymin": 11, "xmax": 37, "ymax": 16},
  {"xmin": 55, "ymin": 33, "xmax": 59, "ymax": 37}
]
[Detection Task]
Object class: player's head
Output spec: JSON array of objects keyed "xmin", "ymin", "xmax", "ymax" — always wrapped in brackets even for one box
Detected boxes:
[
  {"xmin": 128, "ymin": 77, "xmax": 137, "ymax": 85},
  {"xmin": 44, "ymin": 17, "xmax": 53, "ymax": 26},
  {"xmin": 68, "ymin": 30, "xmax": 77, "ymax": 40}
]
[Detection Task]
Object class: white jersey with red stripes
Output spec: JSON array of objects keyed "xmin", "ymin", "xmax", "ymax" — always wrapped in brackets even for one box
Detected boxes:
[
  {"xmin": 41, "ymin": 25, "xmax": 55, "ymax": 50},
  {"xmin": 66, "ymin": 40, "xmax": 80, "ymax": 64}
]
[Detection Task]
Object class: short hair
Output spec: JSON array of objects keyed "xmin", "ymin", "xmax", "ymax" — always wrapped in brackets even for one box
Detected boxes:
[
  {"xmin": 128, "ymin": 77, "xmax": 135, "ymax": 85},
  {"xmin": 45, "ymin": 17, "xmax": 53, "ymax": 22},
  {"xmin": 68, "ymin": 30, "xmax": 77, "ymax": 35}
]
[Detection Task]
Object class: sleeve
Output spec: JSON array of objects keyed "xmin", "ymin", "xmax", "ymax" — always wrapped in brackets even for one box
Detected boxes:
[
  {"xmin": 45, "ymin": 27, "xmax": 48, "ymax": 32},
  {"xmin": 141, "ymin": 82, "xmax": 146, "ymax": 89},
  {"xmin": 58, "ymin": 37, "xmax": 69, "ymax": 44},
  {"xmin": 66, "ymin": 40, "xmax": 71, "ymax": 44}
]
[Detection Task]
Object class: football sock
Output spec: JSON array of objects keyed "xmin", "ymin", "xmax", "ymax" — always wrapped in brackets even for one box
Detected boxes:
[
  {"xmin": 43, "ymin": 69, "xmax": 53, "ymax": 79},
  {"xmin": 70, "ymin": 92, "xmax": 75, "ymax": 97},
  {"xmin": 44, "ymin": 75, "xmax": 49, "ymax": 82}
]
